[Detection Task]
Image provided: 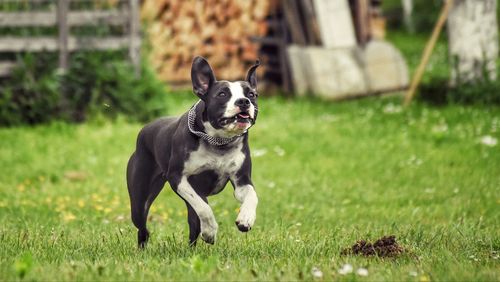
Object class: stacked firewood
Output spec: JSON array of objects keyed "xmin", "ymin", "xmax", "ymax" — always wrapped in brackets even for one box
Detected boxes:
[{"xmin": 141, "ymin": 0, "xmax": 277, "ymax": 83}]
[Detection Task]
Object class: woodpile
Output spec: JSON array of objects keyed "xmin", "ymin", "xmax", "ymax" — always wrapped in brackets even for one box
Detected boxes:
[{"xmin": 141, "ymin": 0, "xmax": 278, "ymax": 83}]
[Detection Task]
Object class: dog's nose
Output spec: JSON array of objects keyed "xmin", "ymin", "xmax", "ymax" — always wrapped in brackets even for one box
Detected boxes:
[{"xmin": 235, "ymin": 98, "xmax": 251, "ymax": 110}]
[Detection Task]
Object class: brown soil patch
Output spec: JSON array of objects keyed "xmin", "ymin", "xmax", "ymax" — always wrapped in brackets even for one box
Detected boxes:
[{"xmin": 341, "ymin": 235, "xmax": 404, "ymax": 257}]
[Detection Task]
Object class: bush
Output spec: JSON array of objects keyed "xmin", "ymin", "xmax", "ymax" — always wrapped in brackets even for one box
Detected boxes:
[
  {"xmin": 419, "ymin": 77, "xmax": 500, "ymax": 105},
  {"xmin": 0, "ymin": 52, "xmax": 168, "ymax": 126},
  {"xmin": 0, "ymin": 53, "xmax": 60, "ymax": 126}
]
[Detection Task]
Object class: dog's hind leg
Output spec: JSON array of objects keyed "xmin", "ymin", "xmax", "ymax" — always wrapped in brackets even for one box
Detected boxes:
[{"xmin": 127, "ymin": 152, "xmax": 166, "ymax": 248}]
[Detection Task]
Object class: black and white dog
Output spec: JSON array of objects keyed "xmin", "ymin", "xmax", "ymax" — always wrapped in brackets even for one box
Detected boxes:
[{"xmin": 127, "ymin": 56, "xmax": 260, "ymax": 247}]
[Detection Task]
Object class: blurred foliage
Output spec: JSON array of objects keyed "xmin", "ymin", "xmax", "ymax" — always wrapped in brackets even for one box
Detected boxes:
[
  {"xmin": 61, "ymin": 52, "xmax": 167, "ymax": 122},
  {"xmin": 0, "ymin": 0, "xmax": 168, "ymax": 127},
  {"xmin": 13, "ymin": 252, "xmax": 34, "ymax": 279},
  {"xmin": 0, "ymin": 54, "xmax": 60, "ymax": 126},
  {"xmin": 383, "ymin": 0, "xmax": 500, "ymax": 33},
  {"xmin": 0, "ymin": 52, "xmax": 167, "ymax": 126},
  {"xmin": 383, "ymin": 0, "xmax": 441, "ymax": 33},
  {"xmin": 420, "ymin": 77, "xmax": 500, "ymax": 106},
  {"xmin": 388, "ymin": 30, "xmax": 500, "ymax": 106}
]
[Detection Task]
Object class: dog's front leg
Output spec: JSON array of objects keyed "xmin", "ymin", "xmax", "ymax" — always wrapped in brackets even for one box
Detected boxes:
[
  {"xmin": 176, "ymin": 176, "xmax": 218, "ymax": 244},
  {"xmin": 233, "ymin": 184, "xmax": 258, "ymax": 232}
]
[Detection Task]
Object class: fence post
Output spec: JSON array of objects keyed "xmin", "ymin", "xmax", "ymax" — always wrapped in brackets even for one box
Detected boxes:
[
  {"xmin": 57, "ymin": 0, "xmax": 69, "ymax": 72},
  {"xmin": 129, "ymin": 0, "xmax": 141, "ymax": 77}
]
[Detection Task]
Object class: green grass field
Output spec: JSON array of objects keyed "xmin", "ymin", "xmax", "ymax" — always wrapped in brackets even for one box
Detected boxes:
[{"xmin": 1, "ymin": 93, "xmax": 499, "ymax": 281}]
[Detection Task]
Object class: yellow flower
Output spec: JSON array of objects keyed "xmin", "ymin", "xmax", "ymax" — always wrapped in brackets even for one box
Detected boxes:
[
  {"xmin": 62, "ymin": 212, "xmax": 76, "ymax": 222},
  {"xmin": 77, "ymin": 199, "xmax": 85, "ymax": 208},
  {"xmin": 17, "ymin": 184, "xmax": 25, "ymax": 192},
  {"xmin": 55, "ymin": 203, "xmax": 66, "ymax": 212},
  {"xmin": 420, "ymin": 274, "xmax": 431, "ymax": 282},
  {"xmin": 91, "ymin": 193, "xmax": 101, "ymax": 202}
]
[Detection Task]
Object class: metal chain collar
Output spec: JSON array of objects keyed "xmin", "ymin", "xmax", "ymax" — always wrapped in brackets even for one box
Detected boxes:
[{"xmin": 187, "ymin": 101, "xmax": 244, "ymax": 146}]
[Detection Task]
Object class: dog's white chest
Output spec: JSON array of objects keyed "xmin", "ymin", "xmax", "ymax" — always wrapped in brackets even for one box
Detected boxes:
[{"xmin": 183, "ymin": 142, "xmax": 245, "ymax": 177}]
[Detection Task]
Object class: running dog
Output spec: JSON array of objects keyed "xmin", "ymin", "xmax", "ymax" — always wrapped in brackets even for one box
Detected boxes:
[{"xmin": 127, "ymin": 56, "xmax": 260, "ymax": 247}]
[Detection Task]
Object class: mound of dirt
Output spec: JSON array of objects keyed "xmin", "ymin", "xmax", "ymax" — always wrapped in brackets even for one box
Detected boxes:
[{"xmin": 341, "ymin": 235, "xmax": 404, "ymax": 257}]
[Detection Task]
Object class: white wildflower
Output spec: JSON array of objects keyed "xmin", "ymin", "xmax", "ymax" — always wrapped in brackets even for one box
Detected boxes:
[
  {"xmin": 424, "ymin": 188, "xmax": 435, "ymax": 194},
  {"xmin": 320, "ymin": 114, "xmax": 337, "ymax": 122},
  {"xmin": 480, "ymin": 135, "xmax": 497, "ymax": 147},
  {"xmin": 432, "ymin": 124, "xmax": 448, "ymax": 133},
  {"xmin": 338, "ymin": 264, "xmax": 353, "ymax": 275},
  {"xmin": 383, "ymin": 103, "xmax": 402, "ymax": 114},
  {"xmin": 252, "ymin": 148, "xmax": 268, "ymax": 157},
  {"xmin": 273, "ymin": 146, "xmax": 285, "ymax": 157},
  {"xmin": 311, "ymin": 267, "xmax": 323, "ymax": 278},
  {"xmin": 356, "ymin": 267, "xmax": 369, "ymax": 276}
]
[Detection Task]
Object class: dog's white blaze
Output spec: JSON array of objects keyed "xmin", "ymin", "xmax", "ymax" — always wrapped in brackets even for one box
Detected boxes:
[
  {"xmin": 184, "ymin": 141, "xmax": 245, "ymax": 177},
  {"xmin": 225, "ymin": 81, "xmax": 255, "ymax": 119},
  {"xmin": 234, "ymin": 184, "xmax": 258, "ymax": 229}
]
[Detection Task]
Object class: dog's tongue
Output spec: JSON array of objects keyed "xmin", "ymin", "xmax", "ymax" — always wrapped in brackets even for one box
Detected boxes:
[{"xmin": 238, "ymin": 113, "xmax": 250, "ymax": 119}]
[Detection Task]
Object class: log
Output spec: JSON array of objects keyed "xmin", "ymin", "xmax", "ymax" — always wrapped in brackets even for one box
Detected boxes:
[{"xmin": 142, "ymin": 0, "xmax": 274, "ymax": 83}]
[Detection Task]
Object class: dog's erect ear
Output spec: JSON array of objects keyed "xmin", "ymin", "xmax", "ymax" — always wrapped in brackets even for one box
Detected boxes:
[
  {"xmin": 246, "ymin": 60, "xmax": 260, "ymax": 89},
  {"xmin": 191, "ymin": 56, "xmax": 216, "ymax": 100}
]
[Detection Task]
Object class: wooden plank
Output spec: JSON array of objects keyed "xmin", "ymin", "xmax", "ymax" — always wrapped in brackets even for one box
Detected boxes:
[
  {"xmin": 353, "ymin": 0, "xmax": 371, "ymax": 46},
  {"xmin": 250, "ymin": 36, "xmax": 282, "ymax": 45},
  {"xmin": 0, "ymin": 36, "xmax": 136, "ymax": 52},
  {"xmin": 0, "ymin": 0, "xmax": 128, "ymax": 6},
  {"xmin": 282, "ymin": 0, "xmax": 307, "ymax": 45},
  {"xmin": 128, "ymin": 0, "xmax": 140, "ymax": 76},
  {"xmin": 70, "ymin": 36, "xmax": 132, "ymax": 50},
  {"xmin": 300, "ymin": 0, "xmax": 321, "ymax": 45},
  {"xmin": 57, "ymin": 0, "xmax": 69, "ymax": 70},
  {"xmin": 0, "ymin": 12, "xmax": 56, "ymax": 26},
  {"xmin": 70, "ymin": 9, "xmax": 130, "ymax": 26},
  {"xmin": 0, "ymin": 61, "xmax": 16, "ymax": 77},
  {"xmin": 0, "ymin": 10, "xmax": 130, "ymax": 27},
  {"xmin": 313, "ymin": 0, "xmax": 357, "ymax": 48}
]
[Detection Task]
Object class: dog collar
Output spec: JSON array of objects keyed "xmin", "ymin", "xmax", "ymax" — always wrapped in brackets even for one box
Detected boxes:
[{"xmin": 187, "ymin": 101, "xmax": 244, "ymax": 146}]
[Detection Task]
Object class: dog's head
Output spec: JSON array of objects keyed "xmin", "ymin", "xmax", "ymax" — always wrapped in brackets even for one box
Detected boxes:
[{"xmin": 191, "ymin": 56, "xmax": 260, "ymax": 138}]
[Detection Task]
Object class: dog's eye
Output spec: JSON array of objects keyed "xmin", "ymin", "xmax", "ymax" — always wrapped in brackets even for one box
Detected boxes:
[
  {"xmin": 217, "ymin": 92, "xmax": 226, "ymax": 97},
  {"xmin": 248, "ymin": 91, "xmax": 256, "ymax": 98}
]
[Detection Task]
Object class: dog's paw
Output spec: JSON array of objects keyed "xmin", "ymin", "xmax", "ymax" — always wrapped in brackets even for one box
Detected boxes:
[
  {"xmin": 200, "ymin": 219, "xmax": 218, "ymax": 244},
  {"xmin": 235, "ymin": 208, "xmax": 256, "ymax": 232}
]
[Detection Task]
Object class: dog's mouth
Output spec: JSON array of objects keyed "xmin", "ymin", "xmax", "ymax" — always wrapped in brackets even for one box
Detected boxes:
[{"xmin": 219, "ymin": 112, "xmax": 253, "ymax": 126}]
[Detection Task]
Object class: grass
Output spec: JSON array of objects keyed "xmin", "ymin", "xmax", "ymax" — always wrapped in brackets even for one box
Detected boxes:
[{"xmin": 0, "ymin": 92, "xmax": 499, "ymax": 281}]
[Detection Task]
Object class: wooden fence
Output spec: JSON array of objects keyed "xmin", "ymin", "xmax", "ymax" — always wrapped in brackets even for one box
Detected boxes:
[{"xmin": 0, "ymin": 0, "xmax": 141, "ymax": 76}]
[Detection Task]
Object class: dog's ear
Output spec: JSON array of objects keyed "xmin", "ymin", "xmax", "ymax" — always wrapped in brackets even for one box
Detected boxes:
[
  {"xmin": 246, "ymin": 60, "xmax": 260, "ymax": 89},
  {"xmin": 191, "ymin": 56, "xmax": 216, "ymax": 100}
]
